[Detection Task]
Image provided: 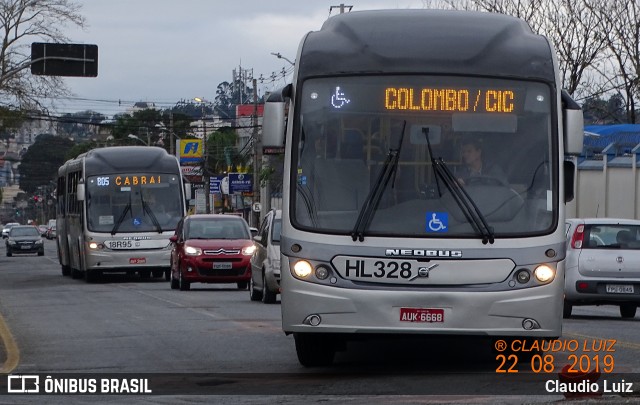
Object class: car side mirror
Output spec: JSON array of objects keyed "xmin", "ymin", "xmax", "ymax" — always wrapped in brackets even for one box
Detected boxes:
[
  {"xmin": 253, "ymin": 235, "xmax": 262, "ymax": 244},
  {"xmin": 169, "ymin": 235, "xmax": 178, "ymax": 243}
]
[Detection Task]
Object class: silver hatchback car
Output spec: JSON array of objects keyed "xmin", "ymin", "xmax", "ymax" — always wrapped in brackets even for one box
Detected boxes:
[
  {"xmin": 564, "ymin": 218, "xmax": 640, "ymax": 319},
  {"xmin": 249, "ymin": 209, "xmax": 282, "ymax": 303}
]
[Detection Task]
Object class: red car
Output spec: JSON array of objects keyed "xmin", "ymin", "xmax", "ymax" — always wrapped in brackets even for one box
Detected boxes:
[{"xmin": 169, "ymin": 214, "xmax": 256, "ymax": 291}]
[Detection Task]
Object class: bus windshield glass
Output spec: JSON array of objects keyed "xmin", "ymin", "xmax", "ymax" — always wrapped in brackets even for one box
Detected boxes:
[
  {"xmin": 294, "ymin": 75, "xmax": 555, "ymax": 238},
  {"xmin": 86, "ymin": 173, "xmax": 183, "ymax": 233}
]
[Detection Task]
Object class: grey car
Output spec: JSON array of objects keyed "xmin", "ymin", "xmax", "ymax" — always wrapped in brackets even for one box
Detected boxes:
[
  {"xmin": 6, "ymin": 225, "xmax": 45, "ymax": 256},
  {"xmin": 564, "ymin": 218, "xmax": 640, "ymax": 319},
  {"xmin": 249, "ymin": 209, "xmax": 282, "ymax": 303}
]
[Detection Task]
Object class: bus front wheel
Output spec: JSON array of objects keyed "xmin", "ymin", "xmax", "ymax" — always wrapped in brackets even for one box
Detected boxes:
[{"xmin": 294, "ymin": 333, "xmax": 336, "ymax": 367}]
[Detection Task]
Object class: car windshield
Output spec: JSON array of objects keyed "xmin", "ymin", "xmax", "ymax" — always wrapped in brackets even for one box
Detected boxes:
[
  {"xmin": 583, "ymin": 224, "xmax": 640, "ymax": 249},
  {"xmin": 186, "ymin": 219, "xmax": 250, "ymax": 240},
  {"xmin": 10, "ymin": 227, "xmax": 39, "ymax": 237},
  {"xmin": 294, "ymin": 75, "xmax": 554, "ymax": 238}
]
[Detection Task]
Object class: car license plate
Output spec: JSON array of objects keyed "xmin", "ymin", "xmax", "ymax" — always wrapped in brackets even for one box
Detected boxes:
[
  {"xmin": 606, "ymin": 284, "xmax": 634, "ymax": 294},
  {"xmin": 399, "ymin": 307, "xmax": 444, "ymax": 323},
  {"xmin": 213, "ymin": 262, "xmax": 232, "ymax": 269},
  {"xmin": 129, "ymin": 258, "xmax": 146, "ymax": 264},
  {"xmin": 20, "ymin": 245, "xmax": 31, "ymax": 250}
]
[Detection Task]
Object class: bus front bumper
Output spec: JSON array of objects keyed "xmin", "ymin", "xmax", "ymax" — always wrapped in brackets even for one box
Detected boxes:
[{"xmin": 281, "ymin": 275, "xmax": 563, "ymax": 338}]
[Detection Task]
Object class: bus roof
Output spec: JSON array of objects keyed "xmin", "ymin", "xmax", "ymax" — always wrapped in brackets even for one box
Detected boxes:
[
  {"xmin": 61, "ymin": 146, "xmax": 179, "ymax": 176},
  {"xmin": 298, "ymin": 10, "xmax": 555, "ymax": 82}
]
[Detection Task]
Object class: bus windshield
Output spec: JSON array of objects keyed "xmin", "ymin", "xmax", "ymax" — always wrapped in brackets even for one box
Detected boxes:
[
  {"xmin": 86, "ymin": 173, "xmax": 183, "ymax": 233},
  {"xmin": 294, "ymin": 75, "xmax": 555, "ymax": 238}
]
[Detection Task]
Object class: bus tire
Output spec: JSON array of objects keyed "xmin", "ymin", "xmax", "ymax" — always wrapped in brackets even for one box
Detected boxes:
[
  {"xmin": 294, "ymin": 333, "xmax": 336, "ymax": 367},
  {"xmin": 85, "ymin": 269, "xmax": 101, "ymax": 283},
  {"xmin": 71, "ymin": 267, "xmax": 83, "ymax": 279},
  {"xmin": 61, "ymin": 265, "xmax": 71, "ymax": 276},
  {"xmin": 563, "ymin": 301, "xmax": 573, "ymax": 319}
]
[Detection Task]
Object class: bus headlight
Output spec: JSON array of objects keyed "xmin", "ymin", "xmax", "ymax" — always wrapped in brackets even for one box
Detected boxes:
[
  {"xmin": 533, "ymin": 265, "xmax": 555, "ymax": 283},
  {"xmin": 293, "ymin": 260, "xmax": 313, "ymax": 278},
  {"xmin": 185, "ymin": 246, "xmax": 202, "ymax": 256},
  {"xmin": 88, "ymin": 242, "xmax": 99, "ymax": 249}
]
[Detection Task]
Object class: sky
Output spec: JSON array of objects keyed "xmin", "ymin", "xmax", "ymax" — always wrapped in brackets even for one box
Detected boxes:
[{"xmin": 55, "ymin": 0, "xmax": 428, "ymax": 118}]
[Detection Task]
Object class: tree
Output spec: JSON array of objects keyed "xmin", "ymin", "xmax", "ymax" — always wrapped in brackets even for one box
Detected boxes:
[
  {"xmin": 586, "ymin": 0, "xmax": 640, "ymax": 123},
  {"xmin": 0, "ymin": 106, "xmax": 26, "ymax": 143},
  {"xmin": 0, "ymin": 0, "xmax": 86, "ymax": 109},
  {"xmin": 57, "ymin": 110, "xmax": 107, "ymax": 139},
  {"xmin": 205, "ymin": 127, "xmax": 248, "ymax": 175},
  {"xmin": 214, "ymin": 80, "xmax": 253, "ymax": 120},
  {"xmin": 18, "ymin": 134, "xmax": 74, "ymax": 193},
  {"xmin": 111, "ymin": 109, "xmax": 163, "ymax": 145}
]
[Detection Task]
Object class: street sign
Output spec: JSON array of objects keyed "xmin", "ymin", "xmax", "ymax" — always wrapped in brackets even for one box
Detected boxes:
[
  {"xmin": 31, "ymin": 43, "xmax": 98, "ymax": 77},
  {"xmin": 252, "ymin": 203, "xmax": 261, "ymax": 213},
  {"xmin": 229, "ymin": 173, "xmax": 253, "ymax": 194}
]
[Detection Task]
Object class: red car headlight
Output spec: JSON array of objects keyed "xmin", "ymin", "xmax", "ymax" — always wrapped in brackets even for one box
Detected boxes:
[
  {"xmin": 185, "ymin": 245, "xmax": 202, "ymax": 256},
  {"xmin": 242, "ymin": 245, "xmax": 257, "ymax": 256}
]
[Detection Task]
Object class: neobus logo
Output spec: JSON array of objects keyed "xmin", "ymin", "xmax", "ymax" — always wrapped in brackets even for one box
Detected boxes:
[{"xmin": 385, "ymin": 249, "xmax": 462, "ymax": 258}]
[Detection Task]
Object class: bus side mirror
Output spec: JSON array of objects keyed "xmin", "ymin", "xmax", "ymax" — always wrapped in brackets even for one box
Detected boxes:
[
  {"xmin": 263, "ymin": 102, "xmax": 287, "ymax": 148},
  {"xmin": 262, "ymin": 84, "xmax": 291, "ymax": 148},
  {"xmin": 562, "ymin": 90, "xmax": 584, "ymax": 155},
  {"xmin": 77, "ymin": 183, "xmax": 85, "ymax": 201}
]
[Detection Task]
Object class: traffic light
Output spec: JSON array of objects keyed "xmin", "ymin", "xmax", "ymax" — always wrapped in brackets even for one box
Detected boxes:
[{"xmin": 33, "ymin": 195, "xmax": 40, "ymax": 202}]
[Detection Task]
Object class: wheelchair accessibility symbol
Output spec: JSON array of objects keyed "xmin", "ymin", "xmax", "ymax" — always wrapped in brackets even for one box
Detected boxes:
[{"xmin": 426, "ymin": 212, "xmax": 448, "ymax": 233}]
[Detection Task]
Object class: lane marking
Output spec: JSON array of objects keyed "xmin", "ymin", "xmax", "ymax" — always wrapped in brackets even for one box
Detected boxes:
[{"xmin": 0, "ymin": 311, "xmax": 19, "ymax": 373}]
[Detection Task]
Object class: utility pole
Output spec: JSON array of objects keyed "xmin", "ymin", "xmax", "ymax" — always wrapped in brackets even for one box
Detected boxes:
[
  {"xmin": 169, "ymin": 111, "xmax": 175, "ymax": 156},
  {"xmin": 252, "ymin": 78, "xmax": 261, "ymax": 227},
  {"xmin": 203, "ymin": 115, "xmax": 210, "ymax": 214}
]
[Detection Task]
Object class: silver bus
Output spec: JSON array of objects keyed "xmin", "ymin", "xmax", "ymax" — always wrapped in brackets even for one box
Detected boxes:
[
  {"xmin": 261, "ymin": 10, "xmax": 585, "ymax": 366},
  {"xmin": 56, "ymin": 146, "xmax": 186, "ymax": 282}
]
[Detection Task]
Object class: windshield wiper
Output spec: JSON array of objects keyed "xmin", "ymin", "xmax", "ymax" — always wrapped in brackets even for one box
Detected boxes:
[
  {"xmin": 422, "ymin": 129, "xmax": 494, "ymax": 244},
  {"xmin": 111, "ymin": 201, "xmax": 131, "ymax": 235},
  {"xmin": 140, "ymin": 194, "xmax": 163, "ymax": 233},
  {"xmin": 433, "ymin": 158, "xmax": 495, "ymax": 244},
  {"xmin": 351, "ymin": 121, "xmax": 407, "ymax": 242}
]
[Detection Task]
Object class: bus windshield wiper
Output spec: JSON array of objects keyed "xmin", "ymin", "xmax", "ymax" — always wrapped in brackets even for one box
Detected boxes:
[
  {"xmin": 351, "ymin": 121, "xmax": 407, "ymax": 242},
  {"xmin": 111, "ymin": 201, "xmax": 131, "ymax": 235},
  {"xmin": 140, "ymin": 195, "xmax": 163, "ymax": 233},
  {"xmin": 433, "ymin": 158, "xmax": 495, "ymax": 244}
]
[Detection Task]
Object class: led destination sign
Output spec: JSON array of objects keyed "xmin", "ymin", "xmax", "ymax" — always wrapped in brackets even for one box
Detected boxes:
[
  {"xmin": 384, "ymin": 87, "xmax": 515, "ymax": 113},
  {"xmin": 94, "ymin": 175, "xmax": 164, "ymax": 187}
]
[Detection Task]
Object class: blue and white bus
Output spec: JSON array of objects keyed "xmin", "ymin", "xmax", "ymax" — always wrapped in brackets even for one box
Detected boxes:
[
  {"xmin": 56, "ymin": 146, "xmax": 186, "ymax": 282},
  {"xmin": 262, "ymin": 10, "xmax": 584, "ymax": 366}
]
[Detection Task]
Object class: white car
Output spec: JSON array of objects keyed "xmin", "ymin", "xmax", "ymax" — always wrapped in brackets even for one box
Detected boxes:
[
  {"xmin": 249, "ymin": 209, "xmax": 282, "ymax": 303},
  {"xmin": 564, "ymin": 218, "xmax": 640, "ymax": 319},
  {"xmin": 2, "ymin": 222, "xmax": 20, "ymax": 239}
]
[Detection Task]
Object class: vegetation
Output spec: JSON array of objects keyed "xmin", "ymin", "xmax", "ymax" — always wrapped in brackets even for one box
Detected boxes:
[
  {"xmin": 0, "ymin": 0, "xmax": 85, "ymax": 110},
  {"xmin": 18, "ymin": 134, "xmax": 74, "ymax": 193}
]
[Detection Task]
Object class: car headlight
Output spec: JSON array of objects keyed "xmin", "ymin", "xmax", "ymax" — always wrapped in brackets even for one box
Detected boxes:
[
  {"xmin": 184, "ymin": 245, "xmax": 202, "ymax": 256},
  {"xmin": 242, "ymin": 245, "xmax": 257, "ymax": 256},
  {"xmin": 34, "ymin": 239, "xmax": 43, "ymax": 245},
  {"xmin": 8, "ymin": 239, "xmax": 17, "ymax": 246}
]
